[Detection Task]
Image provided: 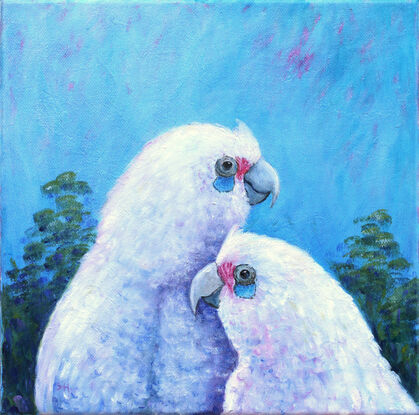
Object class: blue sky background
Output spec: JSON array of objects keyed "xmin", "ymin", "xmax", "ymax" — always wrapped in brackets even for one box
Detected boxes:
[{"xmin": 2, "ymin": 2, "xmax": 417, "ymax": 281}]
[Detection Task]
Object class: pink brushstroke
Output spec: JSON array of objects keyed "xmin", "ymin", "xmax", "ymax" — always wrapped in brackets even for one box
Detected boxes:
[
  {"xmin": 126, "ymin": 18, "xmax": 132, "ymax": 32},
  {"xmin": 62, "ymin": 37, "xmax": 83, "ymax": 58},
  {"xmin": 372, "ymin": 123, "xmax": 378, "ymax": 137},
  {"xmin": 299, "ymin": 53, "xmax": 314, "ymax": 78},
  {"xmin": 235, "ymin": 157, "xmax": 251, "ymax": 181},
  {"xmin": 126, "ymin": 12, "xmax": 141, "ymax": 32},
  {"xmin": 68, "ymin": 82, "xmax": 75, "ymax": 91},
  {"xmin": 63, "ymin": 47, "xmax": 72, "ymax": 58},
  {"xmin": 76, "ymin": 38, "xmax": 83, "ymax": 51},
  {"xmin": 288, "ymin": 45, "xmax": 301, "ymax": 63},
  {"xmin": 217, "ymin": 262, "xmax": 235, "ymax": 293},
  {"xmin": 154, "ymin": 34, "xmax": 163, "ymax": 46},
  {"xmin": 253, "ymin": 33, "xmax": 275, "ymax": 50},
  {"xmin": 288, "ymin": 44, "xmax": 314, "ymax": 79},
  {"xmin": 58, "ymin": 8, "xmax": 68, "ymax": 22},
  {"xmin": 285, "ymin": 15, "xmax": 320, "ymax": 79},
  {"xmin": 360, "ymin": 39, "xmax": 373, "ymax": 55},
  {"xmin": 318, "ymin": 83, "xmax": 329, "ymax": 100},
  {"xmin": 302, "ymin": 27, "xmax": 310, "ymax": 44}
]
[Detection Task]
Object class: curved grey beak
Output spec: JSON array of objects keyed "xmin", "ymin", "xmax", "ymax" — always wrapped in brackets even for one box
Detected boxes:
[
  {"xmin": 189, "ymin": 262, "xmax": 224, "ymax": 315},
  {"xmin": 244, "ymin": 159, "xmax": 279, "ymax": 207}
]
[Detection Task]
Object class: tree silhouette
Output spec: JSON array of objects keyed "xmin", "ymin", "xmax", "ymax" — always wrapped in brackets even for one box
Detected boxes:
[
  {"xmin": 2, "ymin": 172, "xmax": 97, "ymax": 413},
  {"xmin": 331, "ymin": 209, "xmax": 418, "ymax": 402}
]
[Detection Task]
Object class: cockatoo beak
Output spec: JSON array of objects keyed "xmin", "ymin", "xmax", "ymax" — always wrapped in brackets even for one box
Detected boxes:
[
  {"xmin": 189, "ymin": 262, "xmax": 224, "ymax": 315},
  {"xmin": 244, "ymin": 158, "xmax": 280, "ymax": 207}
]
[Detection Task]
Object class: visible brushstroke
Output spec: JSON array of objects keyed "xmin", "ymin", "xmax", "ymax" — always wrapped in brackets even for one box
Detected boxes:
[
  {"xmin": 286, "ymin": 19, "xmax": 319, "ymax": 79},
  {"xmin": 126, "ymin": 17, "xmax": 132, "ymax": 32},
  {"xmin": 332, "ymin": 209, "xmax": 418, "ymax": 402},
  {"xmin": 154, "ymin": 33, "xmax": 163, "ymax": 46},
  {"xmin": 1, "ymin": 4, "xmax": 417, "ymax": 413},
  {"xmin": 62, "ymin": 47, "xmax": 72, "ymax": 58},
  {"xmin": 372, "ymin": 123, "xmax": 378, "ymax": 138},
  {"xmin": 287, "ymin": 47, "xmax": 315, "ymax": 79},
  {"xmin": 360, "ymin": 39, "xmax": 374, "ymax": 55},
  {"xmin": 62, "ymin": 36, "xmax": 83, "ymax": 58},
  {"xmin": 360, "ymin": 39, "xmax": 375, "ymax": 63},
  {"xmin": 317, "ymin": 82, "xmax": 329, "ymax": 100},
  {"xmin": 191, "ymin": 229, "xmax": 418, "ymax": 413},
  {"xmin": 34, "ymin": 123, "xmax": 278, "ymax": 413},
  {"xmin": 58, "ymin": 8, "xmax": 68, "ymax": 22},
  {"xmin": 302, "ymin": 27, "xmax": 310, "ymax": 44},
  {"xmin": 2, "ymin": 3, "xmax": 416, "ymax": 296},
  {"xmin": 253, "ymin": 33, "xmax": 275, "ymax": 51},
  {"xmin": 242, "ymin": 4, "xmax": 251, "ymax": 13},
  {"xmin": 2, "ymin": 172, "xmax": 96, "ymax": 414}
]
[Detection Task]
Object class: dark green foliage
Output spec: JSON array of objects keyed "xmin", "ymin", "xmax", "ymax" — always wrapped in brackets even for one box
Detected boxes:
[
  {"xmin": 331, "ymin": 209, "xmax": 418, "ymax": 402},
  {"xmin": 2, "ymin": 172, "xmax": 97, "ymax": 413}
]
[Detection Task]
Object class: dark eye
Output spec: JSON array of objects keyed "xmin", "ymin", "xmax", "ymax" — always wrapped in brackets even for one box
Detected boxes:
[
  {"xmin": 215, "ymin": 156, "xmax": 237, "ymax": 178},
  {"xmin": 234, "ymin": 264, "xmax": 256, "ymax": 286}
]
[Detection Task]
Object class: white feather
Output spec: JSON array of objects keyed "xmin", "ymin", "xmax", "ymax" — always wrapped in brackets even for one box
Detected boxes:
[
  {"xmin": 35, "ymin": 123, "xmax": 261, "ymax": 413},
  {"xmin": 216, "ymin": 230, "xmax": 418, "ymax": 414}
]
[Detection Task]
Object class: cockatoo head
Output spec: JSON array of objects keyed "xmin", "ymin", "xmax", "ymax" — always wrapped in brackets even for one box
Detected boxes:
[
  {"xmin": 98, "ymin": 122, "xmax": 279, "ymax": 283},
  {"xmin": 190, "ymin": 228, "xmax": 327, "ymax": 354},
  {"xmin": 134, "ymin": 120, "xmax": 279, "ymax": 207}
]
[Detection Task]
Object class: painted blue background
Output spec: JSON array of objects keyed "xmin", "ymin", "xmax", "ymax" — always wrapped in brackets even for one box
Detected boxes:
[{"xmin": 2, "ymin": 3, "xmax": 417, "ymax": 280}]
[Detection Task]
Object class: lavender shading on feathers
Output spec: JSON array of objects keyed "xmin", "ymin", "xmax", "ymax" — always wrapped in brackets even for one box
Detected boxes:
[
  {"xmin": 35, "ymin": 122, "xmax": 279, "ymax": 413},
  {"xmin": 191, "ymin": 229, "xmax": 418, "ymax": 414}
]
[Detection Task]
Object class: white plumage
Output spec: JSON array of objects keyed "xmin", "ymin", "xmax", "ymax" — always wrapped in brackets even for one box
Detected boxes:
[
  {"xmin": 35, "ymin": 122, "xmax": 278, "ymax": 413},
  {"xmin": 192, "ymin": 229, "xmax": 418, "ymax": 414}
]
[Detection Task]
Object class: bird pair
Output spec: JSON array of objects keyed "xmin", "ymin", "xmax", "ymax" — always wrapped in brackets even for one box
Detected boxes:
[{"xmin": 35, "ymin": 122, "xmax": 417, "ymax": 414}]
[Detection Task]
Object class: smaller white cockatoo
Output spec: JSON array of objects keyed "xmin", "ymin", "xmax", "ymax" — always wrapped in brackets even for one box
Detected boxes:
[{"xmin": 190, "ymin": 228, "xmax": 418, "ymax": 414}]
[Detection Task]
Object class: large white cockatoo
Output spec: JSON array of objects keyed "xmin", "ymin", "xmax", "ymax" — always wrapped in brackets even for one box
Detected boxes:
[
  {"xmin": 190, "ymin": 229, "xmax": 418, "ymax": 414},
  {"xmin": 35, "ymin": 122, "xmax": 279, "ymax": 413}
]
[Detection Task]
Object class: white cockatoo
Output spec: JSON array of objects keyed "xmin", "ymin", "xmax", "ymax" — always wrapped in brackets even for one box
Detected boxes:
[
  {"xmin": 190, "ymin": 228, "xmax": 418, "ymax": 414},
  {"xmin": 35, "ymin": 122, "xmax": 279, "ymax": 413}
]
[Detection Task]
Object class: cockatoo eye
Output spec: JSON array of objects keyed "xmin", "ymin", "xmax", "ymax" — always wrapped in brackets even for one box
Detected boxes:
[
  {"xmin": 215, "ymin": 156, "xmax": 238, "ymax": 178},
  {"xmin": 234, "ymin": 264, "xmax": 256, "ymax": 286}
]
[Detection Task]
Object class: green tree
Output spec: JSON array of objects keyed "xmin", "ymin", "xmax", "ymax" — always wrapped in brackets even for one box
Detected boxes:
[
  {"xmin": 331, "ymin": 209, "xmax": 418, "ymax": 402},
  {"xmin": 2, "ymin": 172, "xmax": 97, "ymax": 413}
]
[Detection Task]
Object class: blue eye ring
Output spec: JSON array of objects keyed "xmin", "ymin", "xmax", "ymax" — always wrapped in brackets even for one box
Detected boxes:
[
  {"xmin": 234, "ymin": 283, "xmax": 256, "ymax": 299},
  {"xmin": 213, "ymin": 176, "xmax": 235, "ymax": 193}
]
